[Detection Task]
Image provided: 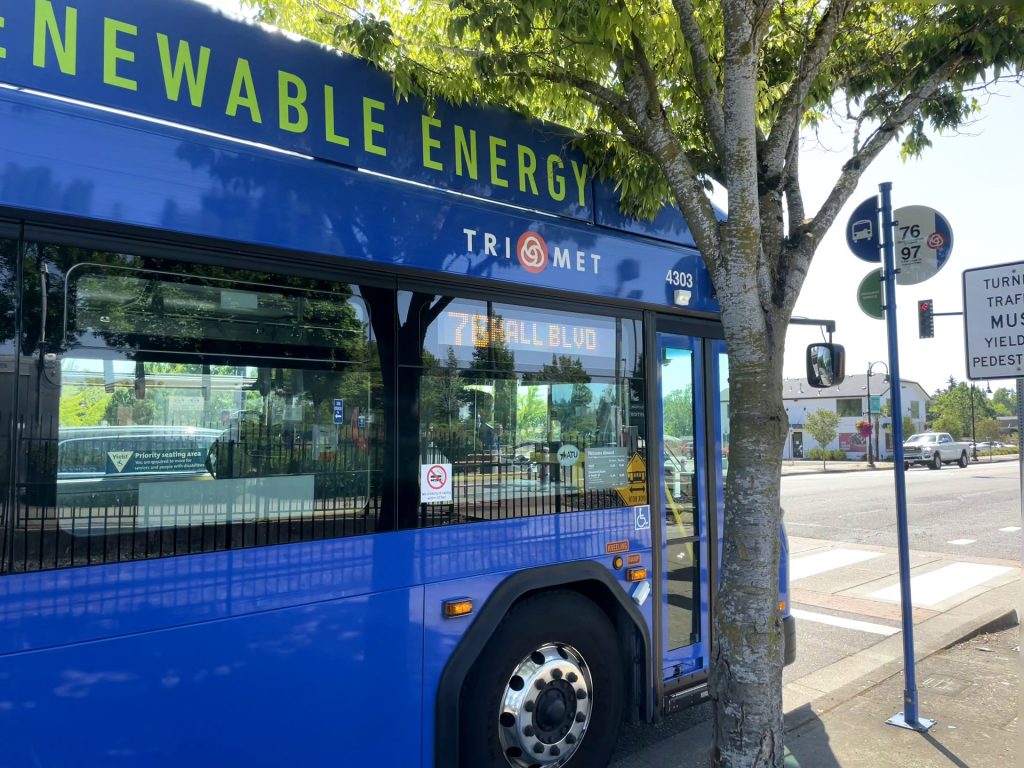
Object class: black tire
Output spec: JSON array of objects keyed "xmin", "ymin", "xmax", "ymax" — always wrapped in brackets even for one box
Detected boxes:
[
  {"xmin": 904, "ymin": 462, "xmax": 910, "ymax": 471},
  {"xmin": 928, "ymin": 452, "xmax": 942, "ymax": 470},
  {"xmin": 460, "ymin": 591, "xmax": 624, "ymax": 768},
  {"xmin": 958, "ymin": 452, "xmax": 969, "ymax": 468}
]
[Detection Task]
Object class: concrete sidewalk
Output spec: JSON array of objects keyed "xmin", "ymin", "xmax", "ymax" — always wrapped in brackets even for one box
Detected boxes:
[
  {"xmin": 612, "ymin": 606, "xmax": 1020, "ymax": 768},
  {"xmin": 782, "ymin": 622, "xmax": 1019, "ymax": 767}
]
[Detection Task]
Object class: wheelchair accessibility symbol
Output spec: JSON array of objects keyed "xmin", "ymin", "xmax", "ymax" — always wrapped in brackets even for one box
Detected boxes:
[{"xmin": 634, "ymin": 505, "xmax": 651, "ymax": 530}]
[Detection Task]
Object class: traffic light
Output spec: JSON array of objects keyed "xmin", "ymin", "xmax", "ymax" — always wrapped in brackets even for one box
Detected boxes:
[{"xmin": 918, "ymin": 299, "xmax": 934, "ymax": 339}]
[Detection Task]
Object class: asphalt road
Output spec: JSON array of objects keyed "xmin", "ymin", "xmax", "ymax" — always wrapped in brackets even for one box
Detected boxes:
[
  {"xmin": 781, "ymin": 460, "xmax": 1021, "ymax": 684},
  {"xmin": 783, "ymin": 458, "xmax": 1022, "ymax": 561}
]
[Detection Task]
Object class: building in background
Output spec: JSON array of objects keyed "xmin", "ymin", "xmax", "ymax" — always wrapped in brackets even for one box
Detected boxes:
[{"xmin": 783, "ymin": 374, "xmax": 930, "ymax": 460}]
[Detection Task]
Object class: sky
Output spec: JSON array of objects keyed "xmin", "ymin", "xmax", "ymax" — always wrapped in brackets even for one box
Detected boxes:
[{"xmin": 198, "ymin": 0, "xmax": 1023, "ymax": 397}]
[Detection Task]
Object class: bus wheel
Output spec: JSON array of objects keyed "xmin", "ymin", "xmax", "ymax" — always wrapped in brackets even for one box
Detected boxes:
[{"xmin": 460, "ymin": 592, "xmax": 624, "ymax": 768}]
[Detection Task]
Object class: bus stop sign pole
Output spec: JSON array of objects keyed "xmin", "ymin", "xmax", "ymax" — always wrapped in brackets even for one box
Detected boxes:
[{"xmin": 879, "ymin": 181, "xmax": 934, "ymax": 732}]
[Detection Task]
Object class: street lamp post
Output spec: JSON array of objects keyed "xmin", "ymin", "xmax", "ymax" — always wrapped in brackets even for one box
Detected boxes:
[
  {"xmin": 866, "ymin": 368, "xmax": 874, "ymax": 467},
  {"xmin": 866, "ymin": 361, "xmax": 889, "ymax": 466}
]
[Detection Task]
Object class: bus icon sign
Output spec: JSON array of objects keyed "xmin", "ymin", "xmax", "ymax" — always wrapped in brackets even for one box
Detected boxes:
[
  {"xmin": 846, "ymin": 196, "xmax": 881, "ymax": 262},
  {"xmin": 851, "ymin": 219, "xmax": 872, "ymax": 242}
]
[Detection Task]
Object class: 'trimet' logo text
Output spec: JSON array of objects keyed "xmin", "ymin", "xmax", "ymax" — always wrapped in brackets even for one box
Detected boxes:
[{"xmin": 463, "ymin": 228, "xmax": 601, "ymax": 275}]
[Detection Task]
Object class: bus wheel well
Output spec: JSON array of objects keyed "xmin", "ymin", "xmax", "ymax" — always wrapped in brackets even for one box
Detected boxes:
[
  {"xmin": 510, "ymin": 579, "xmax": 651, "ymax": 725},
  {"xmin": 435, "ymin": 563, "xmax": 651, "ymax": 768}
]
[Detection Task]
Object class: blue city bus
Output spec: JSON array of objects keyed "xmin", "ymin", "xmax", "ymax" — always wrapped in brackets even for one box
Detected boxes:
[{"xmin": 0, "ymin": 2, "xmax": 793, "ymax": 766}]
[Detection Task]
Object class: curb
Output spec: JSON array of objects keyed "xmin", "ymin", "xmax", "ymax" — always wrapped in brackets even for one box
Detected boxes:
[
  {"xmin": 783, "ymin": 585, "xmax": 1020, "ymax": 734},
  {"xmin": 782, "ymin": 454, "xmax": 1018, "ymax": 477},
  {"xmin": 939, "ymin": 606, "xmax": 1020, "ymax": 649}
]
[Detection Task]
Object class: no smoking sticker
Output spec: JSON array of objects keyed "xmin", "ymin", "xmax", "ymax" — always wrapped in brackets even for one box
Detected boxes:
[{"xmin": 420, "ymin": 463, "xmax": 452, "ymax": 503}]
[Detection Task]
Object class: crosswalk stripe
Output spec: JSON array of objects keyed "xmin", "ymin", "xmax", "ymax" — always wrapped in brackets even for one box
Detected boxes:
[
  {"xmin": 790, "ymin": 608, "xmax": 900, "ymax": 636},
  {"xmin": 866, "ymin": 562, "xmax": 1014, "ymax": 607},
  {"xmin": 947, "ymin": 539, "xmax": 976, "ymax": 546},
  {"xmin": 789, "ymin": 548, "xmax": 883, "ymax": 581},
  {"xmin": 999, "ymin": 526, "xmax": 1021, "ymax": 533}
]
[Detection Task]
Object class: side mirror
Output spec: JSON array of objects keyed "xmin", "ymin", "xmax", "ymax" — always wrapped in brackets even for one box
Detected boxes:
[{"xmin": 806, "ymin": 343, "xmax": 845, "ymax": 388}]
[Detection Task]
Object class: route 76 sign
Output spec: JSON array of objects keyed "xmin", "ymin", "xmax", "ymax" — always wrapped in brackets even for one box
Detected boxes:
[{"xmin": 893, "ymin": 205, "xmax": 953, "ymax": 285}]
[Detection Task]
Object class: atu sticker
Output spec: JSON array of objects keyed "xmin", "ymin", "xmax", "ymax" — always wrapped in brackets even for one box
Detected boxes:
[{"xmin": 557, "ymin": 444, "xmax": 580, "ymax": 467}]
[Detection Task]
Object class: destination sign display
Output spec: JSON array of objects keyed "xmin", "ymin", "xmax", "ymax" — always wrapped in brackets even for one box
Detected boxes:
[{"xmin": 436, "ymin": 304, "xmax": 617, "ymax": 360}]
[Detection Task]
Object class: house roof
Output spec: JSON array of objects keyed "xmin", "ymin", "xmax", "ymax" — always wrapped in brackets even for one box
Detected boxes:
[{"xmin": 783, "ymin": 374, "xmax": 930, "ymax": 403}]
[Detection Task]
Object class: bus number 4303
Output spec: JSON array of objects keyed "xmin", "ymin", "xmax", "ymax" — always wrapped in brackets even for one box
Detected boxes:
[{"xmin": 665, "ymin": 270, "xmax": 694, "ymax": 288}]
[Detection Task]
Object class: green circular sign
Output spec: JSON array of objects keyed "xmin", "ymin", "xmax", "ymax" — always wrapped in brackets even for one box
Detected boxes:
[{"xmin": 857, "ymin": 269, "xmax": 884, "ymax": 319}]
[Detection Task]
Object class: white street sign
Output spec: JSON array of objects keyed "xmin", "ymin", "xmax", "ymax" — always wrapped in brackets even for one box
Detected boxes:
[
  {"xmin": 893, "ymin": 205, "xmax": 954, "ymax": 285},
  {"xmin": 963, "ymin": 261, "xmax": 1024, "ymax": 380}
]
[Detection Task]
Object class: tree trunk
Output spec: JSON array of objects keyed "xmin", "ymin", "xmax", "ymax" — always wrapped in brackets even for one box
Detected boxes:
[{"xmin": 709, "ymin": 309, "xmax": 789, "ymax": 768}]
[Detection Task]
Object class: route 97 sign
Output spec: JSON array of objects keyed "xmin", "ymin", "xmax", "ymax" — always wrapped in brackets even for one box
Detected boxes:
[{"xmin": 893, "ymin": 205, "xmax": 953, "ymax": 285}]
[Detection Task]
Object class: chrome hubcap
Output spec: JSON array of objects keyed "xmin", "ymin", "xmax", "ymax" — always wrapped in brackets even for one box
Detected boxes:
[{"xmin": 498, "ymin": 643, "xmax": 593, "ymax": 767}]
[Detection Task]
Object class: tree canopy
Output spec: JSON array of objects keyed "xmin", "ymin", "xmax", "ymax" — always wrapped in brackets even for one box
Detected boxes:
[
  {"xmin": 928, "ymin": 379, "xmax": 996, "ymax": 438},
  {"xmin": 240, "ymin": 2, "xmax": 1023, "ymax": 765},
  {"xmin": 805, "ymin": 407, "xmax": 840, "ymax": 465}
]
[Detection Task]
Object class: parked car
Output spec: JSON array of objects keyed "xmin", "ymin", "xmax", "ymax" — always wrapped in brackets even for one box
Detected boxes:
[{"xmin": 902, "ymin": 432, "xmax": 971, "ymax": 470}]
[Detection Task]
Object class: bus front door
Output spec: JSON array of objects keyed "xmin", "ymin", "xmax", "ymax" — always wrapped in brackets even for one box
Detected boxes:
[{"xmin": 656, "ymin": 333, "xmax": 711, "ymax": 688}]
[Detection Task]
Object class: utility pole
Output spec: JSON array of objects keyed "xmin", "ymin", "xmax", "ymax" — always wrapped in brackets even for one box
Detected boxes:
[{"xmin": 970, "ymin": 383, "xmax": 978, "ymax": 461}]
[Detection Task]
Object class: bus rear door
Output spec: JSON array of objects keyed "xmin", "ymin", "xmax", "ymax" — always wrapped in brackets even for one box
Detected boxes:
[{"xmin": 655, "ymin": 332, "xmax": 712, "ymax": 695}]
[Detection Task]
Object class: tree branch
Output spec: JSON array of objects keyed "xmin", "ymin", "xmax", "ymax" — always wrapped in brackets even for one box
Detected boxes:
[
  {"xmin": 783, "ymin": 128, "xmax": 804, "ymax": 237},
  {"xmin": 616, "ymin": 34, "xmax": 724, "ymax": 268},
  {"xmin": 762, "ymin": 1, "xmax": 856, "ymax": 180},
  {"xmin": 785, "ymin": 54, "xmax": 971, "ymax": 315},
  {"xmin": 805, "ymin": 54, "xmax": 967, "ymax": 247},
  {"xmin": 719, "ymin": 0, "xmax": 765, "ymax": 308},
  {"xmin": 671, "ymin": 0, "xmax": 728, "ymax": 160}
]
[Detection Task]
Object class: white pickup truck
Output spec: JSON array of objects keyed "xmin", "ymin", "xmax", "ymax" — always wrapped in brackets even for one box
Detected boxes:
[{"xmin": 902, "ymin": 432, "xmax": 971, "ymax": 470}]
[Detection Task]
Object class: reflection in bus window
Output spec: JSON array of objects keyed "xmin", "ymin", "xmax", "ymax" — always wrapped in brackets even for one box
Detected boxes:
[
  {"xmin": 661, "ymin": 344, "xmax": 700, "ymax": 649},
  {"xmin": 13, "ymin": 242, "xmax": 386, "ymax": 572},
  {"xmin": 0, "ymin": 237, "xmax": 17, "ymax": 571},
  {"xmin": 719, "ymin": 351, "xmax": 730, "ymax": 476},
  {"xmin": 406, "ymin": 293, "xmax": 646, "ymax": 525}
]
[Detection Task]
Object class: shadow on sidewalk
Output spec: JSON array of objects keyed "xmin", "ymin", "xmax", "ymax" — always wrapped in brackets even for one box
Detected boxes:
[
  {"xmin": 784, "ymin": 704, "xmax": 842, "ymax": 768},
  {"xmin": 919, "ymin": 734, "xmax": 972, "ymax": 768}
]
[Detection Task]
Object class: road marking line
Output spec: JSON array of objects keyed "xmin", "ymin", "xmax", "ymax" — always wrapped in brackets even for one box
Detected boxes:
[
  {"xmin": 999, "ymin": 526, "xmax": 1021, "ymax": 533},
  {"xmin": 790, "ymin": 608, "xmax": 900, "ymax": 636},
  {"xmin": 789, "ymin": 549, "xmax": 883, "ymax": 581},
  {"xmin": 867, "ymin": 562, "xmax": 1014, "ymax": 607},
  {"xmin": 947, "ymin": 539, "xmax": 976, "ymax": 546}
]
